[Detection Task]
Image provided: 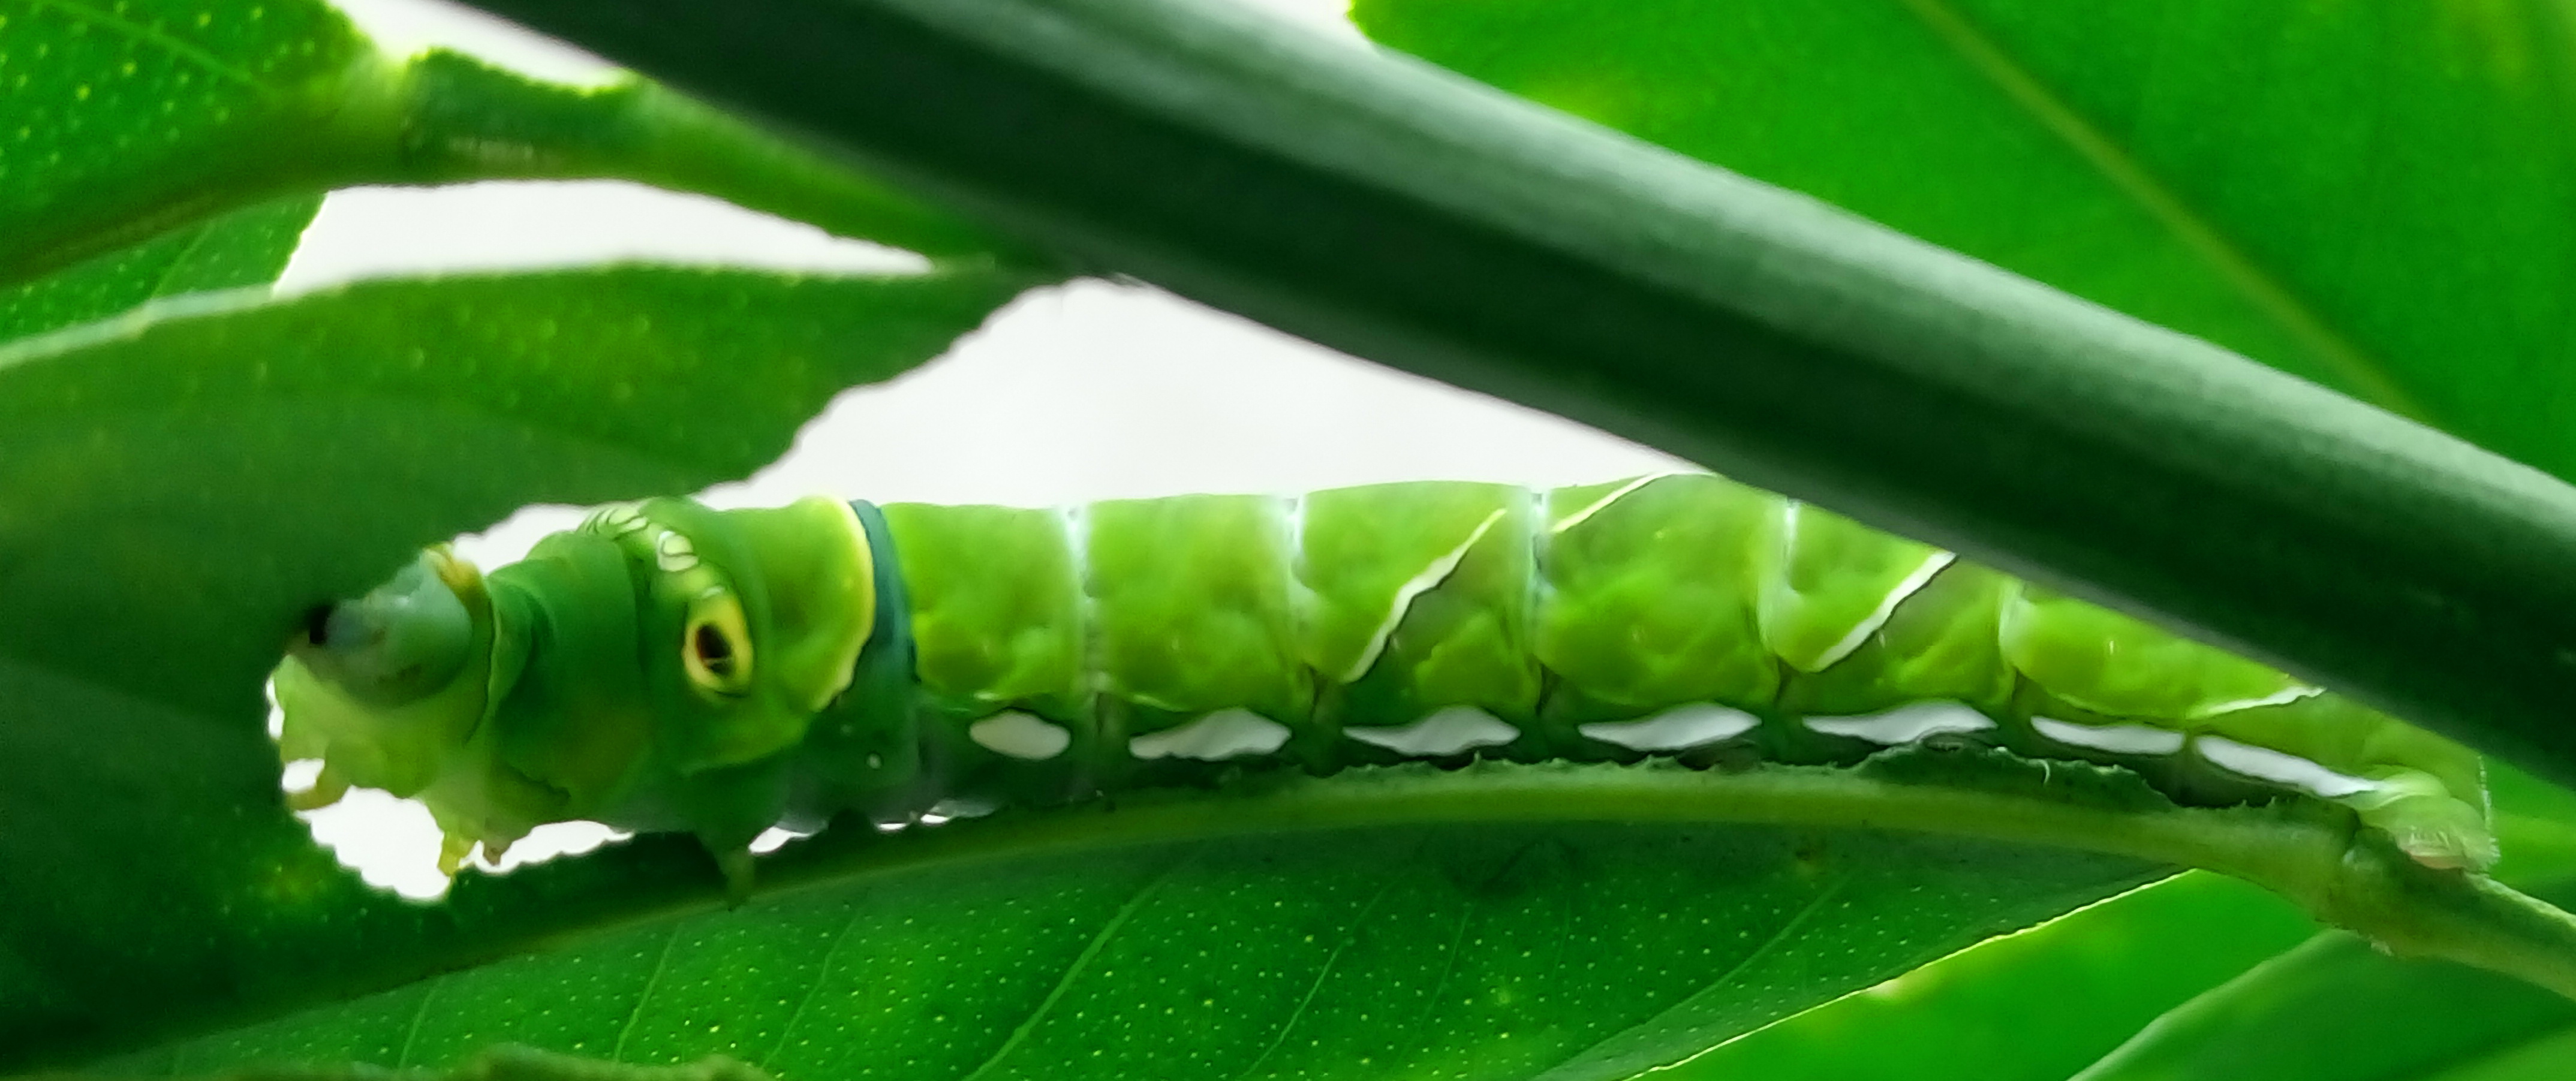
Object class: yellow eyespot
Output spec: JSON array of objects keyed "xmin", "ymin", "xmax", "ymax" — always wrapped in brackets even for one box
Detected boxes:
[{"xmin": 682, "ymin": 590, "xmax": 756, "ymax": 698}]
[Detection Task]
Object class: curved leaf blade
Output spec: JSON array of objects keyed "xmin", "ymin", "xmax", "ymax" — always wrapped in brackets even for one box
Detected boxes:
[
  {"xmin": 2069, "ymin": 925, "xmax": 2576, "ymax": 1081},
  {"xmin": 109, "ymin": 823, "xmax": 2163, "ymax": 1081},
  {"xmin": 1657, "ymin": 871, "xmax": 2318, "ymax": 1081},
  {"xmin": 1662, "ymin": 771, "xmax": 2576, "ymax": 1081},
  {"xmin": 0, "ymin": 194, "xmax": 320, "ymax": 343},
  {"xmin": 2046, "ymin": 773, "xmax": 2576, "ymax": 1080},
  {"xmin": 27, "ymin": 746, "xmax": 2569, "ymax": 1077}
]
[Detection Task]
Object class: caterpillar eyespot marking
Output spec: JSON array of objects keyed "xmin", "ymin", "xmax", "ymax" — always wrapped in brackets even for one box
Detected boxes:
[{"xmin": 274, "ymin": 476, "xmax": 2498, "ymax": 893}]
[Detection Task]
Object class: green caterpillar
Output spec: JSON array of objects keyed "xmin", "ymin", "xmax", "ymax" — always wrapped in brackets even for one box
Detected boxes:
[{"xmin": 274, "ymin": 473, "xmax": 2493, "ymax": 889}]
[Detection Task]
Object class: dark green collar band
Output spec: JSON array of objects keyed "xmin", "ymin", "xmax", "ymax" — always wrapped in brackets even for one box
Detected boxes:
[{"xmin": 847, "ymin": 499, "xmax": 914, "ymax": 701}]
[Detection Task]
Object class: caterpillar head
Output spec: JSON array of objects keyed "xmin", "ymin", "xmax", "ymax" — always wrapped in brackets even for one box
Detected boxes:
[
  {"xmin": 273, "ymin": 496, "xmax": 874, "ymax": 873},
  {"xmin": 568, "ymin": 496, "xmax": 877, "ymax": 778},
  {"xmin": 276, "ymin": 547, "xmax": 496, "ymax": 802}
]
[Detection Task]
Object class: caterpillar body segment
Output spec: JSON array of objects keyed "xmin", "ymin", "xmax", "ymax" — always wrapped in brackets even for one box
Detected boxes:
[{"xmin": 274, "ymin": 475, "xmax": 2495, "ymax": 890}]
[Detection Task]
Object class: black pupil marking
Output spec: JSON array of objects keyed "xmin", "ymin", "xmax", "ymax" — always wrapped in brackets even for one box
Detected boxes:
[
  {"xmin": 302, "ymin": 604, "xmax": 336, "ymax": 646},
  {"xmin": 695, "ymin": 624, "xmax": 735, "ymax": 677}
]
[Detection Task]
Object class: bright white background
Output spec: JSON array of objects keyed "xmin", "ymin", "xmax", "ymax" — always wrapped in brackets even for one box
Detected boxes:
[{"xmin": 289, "ymin": 0, "xmax": 1684, "ymax": 897}]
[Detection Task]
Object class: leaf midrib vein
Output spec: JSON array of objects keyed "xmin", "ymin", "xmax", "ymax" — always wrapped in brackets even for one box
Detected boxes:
[
  {"xmin": 1891, "ymin": 0, "xmax": 2431, "ymax": 423},
  {"xmin": 1538, "ymin": 871, "xmax": 1854, "ymax": 1081}
]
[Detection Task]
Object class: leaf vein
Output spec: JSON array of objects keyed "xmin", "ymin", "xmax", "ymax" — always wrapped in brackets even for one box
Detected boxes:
[
  {"xmin": 1227, "ymin": 877, "xmax": 1403, "ymax": 1081},
  {"xmin": 1890, "ymin": 0, "xmax": 2430, "ymax": 421},
  {"xmin": 393, "ymin": 975, "xmax": 443, "ymax": 1071},
  {"xmin": 953, "ymin": 854, "xmax": 1191, "ymax": 1081},
  {"xmin": 22, "ymin": 0, "xmax": 267, "ymax": 91},
  {"xmin": 1534, "ymin": 870, "xmax": 1855, "ymax": 1080},
  {"xmin": 609, "ymin": 923, "xmax": 684, "ymax": 1065},
  {"xmin": 756, "ymin": 901, "xmax": 872, "ymax": 1071}
]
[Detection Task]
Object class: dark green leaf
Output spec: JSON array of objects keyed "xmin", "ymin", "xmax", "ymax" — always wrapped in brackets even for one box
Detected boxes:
[
  {"xmin": 31, "ymin": 745, "xmax": 2564, "ymax": 1079},
  {"xmin": 104, "ymin": 823, "xmax": 2160, "ymax": 1081},
  {"xmin": 0, "ymin": 194, "xmax": 320, "ymax": 342},
  {"xmin": 2493, "ymin": 764, "xmax": 2576, "ymax": 887},
  {"xmin": 1656, "ymin": 872, "xmax": 2318, "ymax": 1081},
  {"xmin": 1662, "ymin": 768, "xmax": 2576, "ymax": 1080},
  {"xmin": 2068, "ymin": 915, "xmax": 2576, "ymax": 1081},
  {"xmin": 0, "ymin": 0, "xmax": 368, "ymax": 278},
  {"xmin": 2037, "ymin": 769, "xmax": 2576, "ymax": 1080},
  {"xmin": 0, "ymin": 266, "xmax": 1034, "ymax": 1066}
]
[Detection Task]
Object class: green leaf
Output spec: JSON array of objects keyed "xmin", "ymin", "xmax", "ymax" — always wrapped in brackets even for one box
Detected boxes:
[
  {"xmin": 0, "ymin": 0, "xmax": 367, "ymax": 278},
  {"xmin": 1348, "ymin": 0, "xmax": 2576, "ymax": 479},
  {"xmin": 2068, "ymin": 909, "xmax": 2576, "ymax": 1081},
  {"xmin": 2427, "ymin": 1030, "xmax": 2576, "ymax": 1081},
  {"xmin": 19, "ymin": 744, "xmax": 2565, "ymax": 1076},
  {"xmin": 2023, "ymin": 767, "xmax": 2576, "ymax": 1080},
  {"xmin": 74, "ymin": 1045, "xmax": 775, "ymax": 1080},
  {"xmin": 1665, "ymin": 770, "xmax": 2576, "ymax": 1080},
  {"xmin": 446, "ymin": 0, "xmax": 2576, "ymax": 791},
  {"xmin": 14, "ymin": 4, "xmax": 2576, "ymax": 1079},
  {"xmin": 1655, "ymin": 872, "xmax": 2318, "ymax": 1081},
  {"xmin": 2493, "ymin": 763, "xmax": 2576, "ymax": 887},
  {"xmin": 0, "ymin": 193, "xmax": 319, "ymax": 342},
  {"xmin": 0, "ymin": 266, "xmax": 1036, "ymax": 1066},
  {"xmin": 106, "ymin": 821, "xmax": 2160, "ymax": 1081},
  {"xmin": 0, "ymin": 0, "xmax": 1026, "ymax": 282}
]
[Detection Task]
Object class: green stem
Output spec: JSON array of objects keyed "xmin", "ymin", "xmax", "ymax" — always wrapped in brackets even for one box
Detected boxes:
[
  {"xmin": 383, "ymin": 52, "xmax": 1049, "ymax": 266},
  {"xmin": 0, "ymin": 50, "xmax": 1046, "ymax": 287},
  {"xmin": 450, "ymin": 0, "xmax": 2576, "ymax": 791}
]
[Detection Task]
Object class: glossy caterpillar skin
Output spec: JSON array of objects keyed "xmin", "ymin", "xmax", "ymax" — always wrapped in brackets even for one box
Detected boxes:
[{"xmin": 275, "ymin": 474, "xmax": 2493, "ymax": 887}]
